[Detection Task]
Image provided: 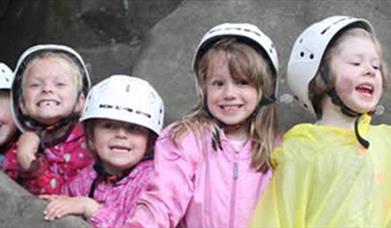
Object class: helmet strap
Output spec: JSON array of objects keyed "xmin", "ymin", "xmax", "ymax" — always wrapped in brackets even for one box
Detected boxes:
[
  {"xmin": 319, "ymin": 65, "xmax": 361, "ymax": 118},
  {"xmin": 354, "ymin": 116, "xmax": 370, "ymax": 149},
  {"xmin": 327, "ymin": 89, "xmax": 361, "ymax": 118}
]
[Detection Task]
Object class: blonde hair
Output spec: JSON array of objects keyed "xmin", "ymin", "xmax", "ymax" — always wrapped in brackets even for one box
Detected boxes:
[
  {"xmin": 171, "ymin": 38, "xmax": 278, "ymax": 173},
  {"xmin": 21, "ymin": 51, "xmax": 83, "ymax": 96},
  {"xmin": 309, "ymin": 26, "xmax": 389, "ymax": 118}
]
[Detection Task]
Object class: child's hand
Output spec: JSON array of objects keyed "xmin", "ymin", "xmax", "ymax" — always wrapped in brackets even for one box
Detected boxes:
[
  {"xmin": 17, "ymin": 131, "xmax": 40, "ymax": 170},
  {"xmin": 40, "ymin": 194, "xmax": 100, "ymax": 221}
]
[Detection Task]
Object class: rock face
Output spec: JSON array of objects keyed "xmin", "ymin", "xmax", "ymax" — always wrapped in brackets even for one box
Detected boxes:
[
  {"xmin": 0, "ymin": 0, "xmax": 182, "ymax": 84},
  {"xmin": 1, "ymin": 0, "xmax": 391, "ymax": 226}
]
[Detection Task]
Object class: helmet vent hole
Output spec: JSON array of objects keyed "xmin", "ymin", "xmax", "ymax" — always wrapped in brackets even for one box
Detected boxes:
[
  {"xmin": 300, "ymin": 52, "xmax": 305, "ymax": 57},
  {"xmin": 294, "ymin": 95, "xmax": 299, "ymax": 100},
  {"xmin": 303, "ymin": 103, "xmax": 308, "ymax": 108},
  {"xmin": 299, "ymin": 38, "xmax": 303, "ymax": 43},
  {"xmin": 321, "ymin": 26, "xmax": 331, "ymax": 35},
  {"xmin": 309, "ymin": 54, "xmax": 314, "ymax": 59}
]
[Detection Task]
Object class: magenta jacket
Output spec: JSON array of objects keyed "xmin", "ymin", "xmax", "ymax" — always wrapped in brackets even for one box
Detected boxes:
[
  {"xmin": 3, "ymin": 123, "xmax": 93, "ymax": 195},
  {"xmin": 125, "ymin": 123, "xmax": 272, "ymax": 228},
  {"xmin": 64, "ymin": 160, "xmax": 154, "ymax": 228}
]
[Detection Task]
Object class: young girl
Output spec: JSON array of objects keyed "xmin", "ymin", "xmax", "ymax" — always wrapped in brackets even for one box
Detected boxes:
[
  {"xmin": 2, "ymin": 44, "xmax": 93, "ymax": 195},
  {"xmin": 126, "ymin": 23, "xmax": 280, "ymax": 227},
  {"xmin": 40, "ymin": 75, "xmax": 164, "ymax": 228},
  {"xmin": 0, "ymin": 63, "xmax": 18, "ymax": 166},
  {"xmin": 251, "ymin": 16, "xmax": 391, "ymax": 227}
]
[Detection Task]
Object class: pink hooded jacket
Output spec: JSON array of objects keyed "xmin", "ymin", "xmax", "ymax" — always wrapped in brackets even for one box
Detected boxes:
[
  {"xmin": 63, "ymin": 160, "xmax": 154, "ymax": 228},
  {"xmin": 125, "ymin": 123, "xmax": 272, "ymax": 228}
]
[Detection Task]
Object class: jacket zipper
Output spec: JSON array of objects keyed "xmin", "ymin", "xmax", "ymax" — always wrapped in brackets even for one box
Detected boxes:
[{"xmin": 229, "ymin": 158, "xmax": 239, "ymax": 227}]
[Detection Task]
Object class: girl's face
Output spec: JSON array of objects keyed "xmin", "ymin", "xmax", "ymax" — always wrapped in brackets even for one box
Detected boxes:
[
  {"xmin": 206, "ymin": 50, "xmax": 259, "ymax": 130},
  {"xmin": 331, "ymin": 35, "xmax": 383, "ymax": 114},
  {"xmin": 0, "ymin": 91, "xmax": 17, "ymax": 146},
  {"xmin": 89, "ymin": 119, "xmax": 149, "ymax": 175},
  {"xmin": 19, "ymin": 56, "xmax": 84, "ymax": 125}
]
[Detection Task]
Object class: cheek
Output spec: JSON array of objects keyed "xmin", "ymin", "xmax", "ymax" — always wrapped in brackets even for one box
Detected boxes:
[{"xmin": 335, "ymin": 78, "xmax": 354, "ymax": 97}]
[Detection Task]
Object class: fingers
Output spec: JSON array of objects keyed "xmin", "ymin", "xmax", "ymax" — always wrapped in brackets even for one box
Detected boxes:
[{"xmin": 42, "ymin": 196, "xmax": 71, "ymax": 221}]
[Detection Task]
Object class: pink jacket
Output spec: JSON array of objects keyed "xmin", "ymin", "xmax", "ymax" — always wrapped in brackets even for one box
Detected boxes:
[
  {"xmin": 2, "ymin": 123, "xmax": 93, "ymax": 195},
  {"xmin": 125, "ymin": 124, "xmax": 272, "ymax": 228},
  {"xmin": 64, "ymin": 160, "xmax": 154, "ymax": 228}
]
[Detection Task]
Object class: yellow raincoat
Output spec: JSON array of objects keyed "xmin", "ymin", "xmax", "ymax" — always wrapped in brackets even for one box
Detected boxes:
[{"xmin": 251, "ymin": 115, "xmax": 391, "ymax": 227}]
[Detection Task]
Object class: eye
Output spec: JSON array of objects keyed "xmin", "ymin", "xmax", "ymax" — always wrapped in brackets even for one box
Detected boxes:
[
  {"xmin": 211, "ymin": 79, "xmax": 224, "ymax": 87},
  {"xmin": 236, "ymin": 79, "xmax": 249, "ymax": 86},
  {"xmin": 126, "ymin": 124, "xmax": 145, "ymax": 134},
  {"xmin": 102, "ymin": 122, "xmax": 117, "ymax": 129},
  {"xmin": 55, "ymin": 81, "xmax": 66, "ymax": 87},
  {"xmin": 350, "ymin": 62, "xmax": 360, "ymax": 66},
  {"xmin": 29, "ymin": 83, "xmax": 40, "ymax": 88}
]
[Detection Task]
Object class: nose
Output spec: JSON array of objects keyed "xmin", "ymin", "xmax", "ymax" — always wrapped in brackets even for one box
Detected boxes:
[
  {"xmin": 364, "ymin": 63, "xmax": 377, "ymax": 77},
  {"xmin": 223, "ymin": 82, "xmax": 237, "ymax": 100},
  {"xmin": 42, "ymin": 82, "xmax": 54, "ymax": 93},
  {"xmin": 115, "ymin": 127, "xmax": 128, "ymax": 138}
]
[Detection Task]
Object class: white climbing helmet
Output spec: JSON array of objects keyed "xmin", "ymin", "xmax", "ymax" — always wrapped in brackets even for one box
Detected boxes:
[
  {"xmin": 11, "ymin": 44, "xmax": 91, "ymax": 132},
  {"xmin": 0, "ymin": 63, "xmax": 13, "ymax": 90},
  {"xmin": 193, "ymin": 23, "xmax": 279, "ymax": 74},
  {"xmin": 81, "ymin": 75, "xmax": 164, "ymax": 135},
  {"xmin": 287, "ymin": 15, "xmax": 373, "ymax": 115},
  {"xmin": 192, "ymin": 23, "xmax": 279, "ymax": 96}
]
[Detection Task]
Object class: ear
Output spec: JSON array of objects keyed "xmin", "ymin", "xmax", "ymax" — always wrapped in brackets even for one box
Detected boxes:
[
  {"xmin": 87, "ymin": 135, "xmax": 96, "ymax": 152},
  {"xmin": 74, "ymin": 94, "xmax": 86, "ymax": 114},
  {"xmin": 19, "ymin": 98, "xmax": 28, "ymax": 115}
]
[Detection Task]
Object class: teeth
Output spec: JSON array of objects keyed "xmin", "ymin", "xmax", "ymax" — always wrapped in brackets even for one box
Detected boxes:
[
  {"xmin": 38, "ymin": 100, "xmax": 59, "ymax": 107},
  {"xmin": 110, "ymin": 146, "xmax": 131, "ymax": 152}
]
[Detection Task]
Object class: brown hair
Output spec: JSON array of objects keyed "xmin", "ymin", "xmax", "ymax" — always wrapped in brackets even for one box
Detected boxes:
[
  {"xmin": 171, "ymin": 38, "xmax": 278, "ymax": 173},
  {"xmin": 309, "ymin": 26, "xmax": 389, "ymax": 118}
]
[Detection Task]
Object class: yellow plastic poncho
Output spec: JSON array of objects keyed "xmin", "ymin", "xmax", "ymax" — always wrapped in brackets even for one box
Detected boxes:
[{"xmin": 251, "ymin": 114, "xmax": 391, "ymax": 227}]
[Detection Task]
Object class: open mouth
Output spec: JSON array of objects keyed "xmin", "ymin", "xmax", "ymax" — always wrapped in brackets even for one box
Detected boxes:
[
  {"xmin": 355, "ymin": 84, "xmax": 374, "ymax": 95},
  {"xmin": 220, "ymin": 104, "xmax": 243, "ymax": 111},
  {"xmin": 109, "ymin": 145, "xmax": 131, "ymax": 153},
  {"xmin": 37, "ymin": 100, "xmax": 60, "ymax": 107}
]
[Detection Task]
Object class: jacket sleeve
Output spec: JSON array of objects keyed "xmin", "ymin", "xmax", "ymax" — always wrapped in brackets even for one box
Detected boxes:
[
  {"xmin": 89, "ymin": 163, "xmax": 154, "ymax": 228},
  {"xmin": 125, "ymin": 130, "xmax": 201, "ymax": 228},
  {"xmin": 251, "ymin": 136, "xmax": 314, "ymax": 228}
]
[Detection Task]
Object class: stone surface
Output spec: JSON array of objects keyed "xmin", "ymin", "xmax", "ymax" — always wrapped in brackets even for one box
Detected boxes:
[{"xmin": 0, "ymin": 171, "xmax": 90, "ymax": 227}]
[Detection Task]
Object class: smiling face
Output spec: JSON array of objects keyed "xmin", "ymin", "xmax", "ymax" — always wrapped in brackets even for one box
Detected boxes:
[
  {"xmin": 19, "ymin": 56, "xmax": 85, "ymax": 125},
  {"xmin": 89, "ymin": 119, "xmax": 150, "ymax": 175},
  {"xmin": 0, "ymin": 91, "xmax": 17, "ymax": 146},
  {"xmin": 206, "ymin": 50, "xmax": 259, "ymax": 130},
  {"xmin": 330, "ymin": 30, "xmax": 383, "ymax": 114}
]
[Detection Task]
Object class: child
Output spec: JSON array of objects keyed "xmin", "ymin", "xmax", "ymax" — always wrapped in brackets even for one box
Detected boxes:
[
  {"xmin": 2, "ymin": 44, "xmax": 93, "ymax": 195},
  {"xmin": 126, "ymin": 23, "xmax": 280, "ymax": 227},
  {"xmin": 0, "ymin": 63, "xmax": 18, "ymax": 166},
  {"xmin": 251, "ymin": 15, "xmax": 391, "ymax": 227},
  {"xmin": 40, "ymin": 75, "xmax": 164, "ymax": 228}
]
